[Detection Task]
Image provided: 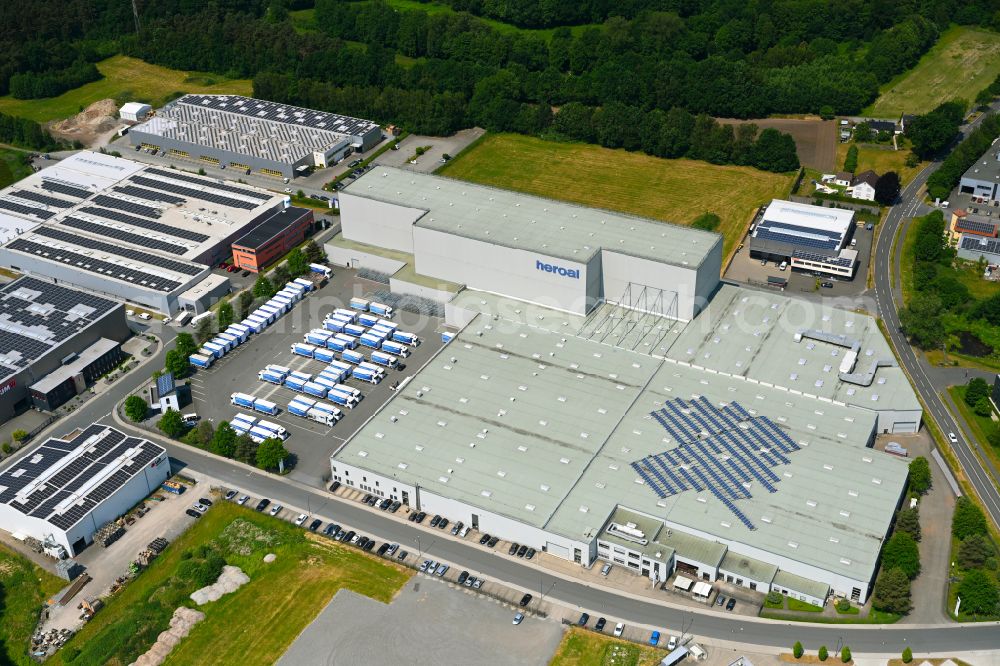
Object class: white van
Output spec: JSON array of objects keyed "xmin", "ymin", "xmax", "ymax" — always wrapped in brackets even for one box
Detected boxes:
[
  {"xmin": 779, "ymin": 261, "xmax": 787, "ymax": 271},
  {"xmin": 182, "ymin": 413, "xmax": 199, "ymax": 424}
]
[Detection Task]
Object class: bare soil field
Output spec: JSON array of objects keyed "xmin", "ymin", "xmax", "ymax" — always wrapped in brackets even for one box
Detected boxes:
[{"xmin": 721, "ymin": 117, "xmax": 837, "ymax": 172}]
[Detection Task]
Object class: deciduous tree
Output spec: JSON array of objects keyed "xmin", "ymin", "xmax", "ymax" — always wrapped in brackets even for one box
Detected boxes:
[
  {"xmin": 953, "ymin": 496, "xmax": 988, "ymax": 540},
  {"xmin": 881, "ymin": 532, "xmax": 920, "ymax": 579},
  {"xmin": 124, "ymin": 395, "xmax": 148, "ymax": 423},
  {"xmin": 908, "ymin": 456, "xmax": 931, "ymax": 495},
  {"xmin": 256, "ymin": 438, "xmax": 290, "ymax": 471},
  {"xmin": 874, "ymin": 171, "xmax": 900, "ymax": 205},
  {"xmin": 957, "ymin": 569, "xmax": 999, "ymax": 615},
  {"xmin": 157, "ymin": 409, "xmax": 186, "ymax": 438},
  {"xmin": 872, "ymin": 567, "xmax": 911, "ymax": 613}
]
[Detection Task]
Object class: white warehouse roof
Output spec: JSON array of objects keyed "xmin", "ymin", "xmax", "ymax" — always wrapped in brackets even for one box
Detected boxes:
[{"xmin": 762, "ymin": 200, "xmax": 855, "ymax": 235}]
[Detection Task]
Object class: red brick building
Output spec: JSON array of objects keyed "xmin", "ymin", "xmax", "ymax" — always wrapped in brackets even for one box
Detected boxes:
[{"xmin": 232, "ymin": 206, "xmax": 313, "ymax": 273}]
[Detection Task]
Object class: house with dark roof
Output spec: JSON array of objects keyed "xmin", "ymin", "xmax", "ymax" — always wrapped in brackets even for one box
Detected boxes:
[{"xmin": 850, "ymin": 170, "xmax": 880, "ymax": 202}]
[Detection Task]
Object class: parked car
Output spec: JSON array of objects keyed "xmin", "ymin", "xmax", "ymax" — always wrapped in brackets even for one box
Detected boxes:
[
  {"xmin": 342, "ymin": 530, "xmax": 355, "ymax": 542},
  {"xmin": 294, "ymin": 514, "xmax": 308, "ymax": 526},
  {"xmin": 415, "ymin": 512, "xmax": 427, "ymax": 523},
  {"xmin": 650, "ymin": 631, "xmax": 660, "ymax": 646},
  {"xmin": 323, "ymin": 524, "xmax": 337, "ymax": 537},
  {"xmin": 329, "ymin": 481, "xmax": 341, "ymax": 492},
  {"xmin": 457, "ymin": 571, "xmax": 469, "ymax": 585},
  {"xmin": 386, "ymin": 543, "xmax": 399, "ymax": 556},
  {"xmin": 198, "ymin": 497, "xmax": 213, "ymax": 506},
  {"xmin": 396, "ymin": 550, "xmax": 408, "ymax": 561},
  {"xmin": 420, "ymin": 560, "xmax": 433, "ymax": 572},
  {"xmin": 379, "ymin": 498, "xmax": 392, "ymax": 510},
  {"xmin": 408, "ymin": 512, "xmax": 419, "ymax": 522},
  {"xmin": 513, "ymin": 612, "xmax": 524, "ymax": 625},
  {"xmin": 516, "ymin": 545, "xmax": 528, "ymax": 558},
  {"xmin": 519, "ymin": 593, "xmax": 532, "ymax": 607},
  {"xmin": 185, "ymin": 508, "xmax": 202, "ymax": 518},
  {"xmin": 438, "ymin": 518, "xmax": 449, "ymax": 530},
  {"xmin": 525, "ymin": 548, "xmax": 536, "ymax": 560},
  {"xmin": 377, "ymin": 543, "xmax": 390, "ymax": 557},
  {"xmin": 430, "ymin": 515, "xmax": 441, "ymax": 527},
  {"xmin": 390, "ymin": 501, "xmax": 401, "ymax": 512},
  {"xmin": 434, "ymin": 564, "xmax": 448, "ymax": 577},
  {"xmin": 309, "ymin": 519, "xmax": 322, "ymax": 531},
  {"xmin": 595, "ymin": 617, "xmax": 607, "ymax": 631},
  {"xmin": 464, "ymin": 576, "xmax": 476, "ymax": 588},
  {"xmin": 192, "ymin": 503, "xmax": 208, "ymax": 513},
  {"xmin": 866, "ymin": 223, "xmax": 874, "ymax": 230},
  {"xmin": 487, "ymin": 536, "xmax": 499, "ymax": 548},
  {"xmin": 472, "ymin": 578, "xmax": 483, "ymax": 589},
  {"xmin": 225, "ymin": 490, "xmax": 237, "ymax": 500},
  {"xmin": 268, "ymin": 504, "xmax": 282, "ymax": 516},
  {"xmin": 821, "ymin": 282, "xmax": 834, "ymax": 288},
  {"xmin": 357, "ymin": 537, "xmax": 369, "ymax": 549},
  {"xmin": 460, "ymin": 525, "xmax": 470, "ymax": 538},
  {"xmin": 255, "ymin": 498, "xmax": 270, "ymax": 512},
  {"xmin": 716, "ymin": 594, "xmax": 726, "ymax": 607},
  {"xmin": 479, "ymin": 534, "xmax": 491, "ymax": 545},
  {"xmin": 450, "ymin": 521, "xmax": 463, "ymax": 535},
  {"xmin": 614, "ymin": 623, "xmax": 625, "ymax": 637},
  {"xmin": 601, "ymin": 563, "xmax": 612, "ymax": 576},
  {"xmin": 667, "ymin": 636, "xmax": 678, "ymax": 649},
  {"xmin": 362, "ymin": 494, "xmax": 373, "ymax": 504},
  {"xmin": 508, "ymin": 543, "xmax": 519, "ymax": 555},
  {"xmin": 237, "ymin": 495, "xmax": 249, "ymax": 505},
  {"xmin": 726, "ymin": 598, "xmax": 736, "ymax": 611},
  {"xmin": 578, "ymin": 613, "xmax": 590, "ymax": 626}
]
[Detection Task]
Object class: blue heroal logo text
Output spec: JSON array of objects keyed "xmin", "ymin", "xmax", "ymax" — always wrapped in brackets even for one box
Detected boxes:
[{"xmin": 536, "ymin": 260, "xmax": 580, "ymax": 279}]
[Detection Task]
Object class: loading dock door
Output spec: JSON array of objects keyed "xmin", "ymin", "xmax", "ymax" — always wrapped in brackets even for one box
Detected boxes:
[
  {"xmin": 892, "ymin": 422, "xmax": 917, "ymax": 434},
  {"xmin": 545, "ymin": 542, "xmax": 570, "ymax": 559}
]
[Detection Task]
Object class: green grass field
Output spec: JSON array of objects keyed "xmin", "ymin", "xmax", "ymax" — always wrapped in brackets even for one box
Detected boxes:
[
  {"xmin": 866, "ymin": 26, "xmax": 1000, "ymax": 117},
  {"xmin": 51, "ymin": 502, "xmax": 410, "ymax": 666},
  {"xmin": 548, "ymin": 628, "xmax": 665, "ymax": 666},
  {"xmin": 0, "ymin": 149, "xmax": 33, "ymax": 189},
  {"xmin": 0, "ymin": 56, "xmax": 252, "ymax": 123},
  {"xmin": 835, "ymin": 141, "xmax": 927, "ymax": 186},
  {"xmin": 439, "ymin": 133, "xmax": 795, "ymax": 261},
  {"xmin": 0, "ymin": 544, "xmax": 65, "ymax": 666}
]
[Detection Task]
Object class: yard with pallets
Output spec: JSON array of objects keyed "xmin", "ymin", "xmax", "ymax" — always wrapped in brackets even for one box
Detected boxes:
[
  {"xmin": 49, "ymin": 501, "xmax": 410, "ymax": 666},
  {"xmin": 0, "ymin": 543, "xmax": 66, "ymax": 666},
  {"xmin": 865, "ymin": 25, "xmax": 1000, "ymax": 118},
  {"xmin": 438, "ymin": 133, "xmax": 795, "ymax": 261},
  {"xmin": 0, "ymin": 56, "xmax": 251, "ymax": 123},
  {"xmin": 548, "ymin": 628, "xmax": 666, "ymax": 666}
]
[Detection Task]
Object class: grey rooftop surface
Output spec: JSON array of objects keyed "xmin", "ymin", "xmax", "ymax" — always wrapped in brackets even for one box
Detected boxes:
[
  {"xmin": 336, "ymin": 286, "xmax": 910, "ymax": 584},
  {"xmin": 962, "ymin": 146, "xmax": 1000, "ymax": 184},
  {"xmin": 344, "ymin": 167, "xmax": 721, "ymax": 269}
]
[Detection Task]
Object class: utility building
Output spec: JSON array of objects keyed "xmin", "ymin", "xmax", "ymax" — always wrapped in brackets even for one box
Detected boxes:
[
  {"xmin": 749, "ymin": 200, "xmax": 858, "ymax": 278},
  {"xmin": 0, "ymin": 424, "xmax": 168, "ymax": 556},
  {"xmin": 232, "ymin": 207, "xmax": 313, "ymax": 273},
  {"xmin": 959, "ymin": 141, "xmax": 1000, "ymax": 201},
  {"xmin": 129, "ymin": 95, "xmax": 382, "ymax": 179}
]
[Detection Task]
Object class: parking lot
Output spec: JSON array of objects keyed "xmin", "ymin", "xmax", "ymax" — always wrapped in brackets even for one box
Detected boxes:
[
  {"xmin": 724, "ymin": 221, "xmax": 875, "ymax": 298},
  {"xmin": 187, "ymin": 267, "xmax": 445, "ymax": 487}
]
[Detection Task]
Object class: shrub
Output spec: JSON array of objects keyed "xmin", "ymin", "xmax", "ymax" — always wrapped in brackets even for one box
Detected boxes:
[
  {"xmin": 766, "ymin": 590, "xmax": 783, "ymax": 605},
  {"xmin": 953, "ymin": 496, "xmax": 988, "ymax": 540},
  {"xmin": 841, "ymin": 646, "xmax": 851, "ymax": 663},
  {"xmin": 11, "ymin": 429, "xmax": 27, "ymax": 442},
  {"xmin": 958, "ymin": 534, "xmax": 994, "ymax": 569},
  {"xmin": 1, "ymin": 442, "xmax": 10, "ymax": 455},
  {"xmin": 843, "ymin": 144, "xmax": 858, "ymax": 172},
  {"xmin": 907, "ymin": 457, "xmax": 931, "ymax": 495},
  {"xmin": 957, "ymin": 569, "xmax": 999, "ymax": 615},
  {"xmin": 691, "ymin": 212, "xmax": 721, "ymax": 231},
  {"xmin": 835, "ymin": 598, "xmax": 851, "ymax": 612},
  {"xmin": 902, "ymin": 647, "xmax": 912, "ymax": 663},
  {"xmin": 793, "ymin": 641, "xmax": 804, "ymax": 658},
  {"xmin": 881, "ymin": 532, "xmax": 920, "ymax": 579},
  {"xmin": 819, "ymin": 645, "xmax": 828, "ymax": 661}
]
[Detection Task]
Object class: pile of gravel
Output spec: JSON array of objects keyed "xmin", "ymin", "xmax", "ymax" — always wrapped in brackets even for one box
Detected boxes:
[
  {"xmin": 189, "ymin": 565, "xmax": 250, "ymax": 605},
  {"xmin": 129, "ymin": 607, "xmax": 205, "ymax": 666}
]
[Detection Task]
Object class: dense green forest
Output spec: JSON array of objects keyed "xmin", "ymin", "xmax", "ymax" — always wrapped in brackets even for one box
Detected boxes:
[{"xmin": 2, "ymin": 0, "xmax": 999, "ymax": 158}]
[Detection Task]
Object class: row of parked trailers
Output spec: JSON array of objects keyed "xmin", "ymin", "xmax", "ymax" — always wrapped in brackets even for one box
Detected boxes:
[
  {"xmin": 227, "ymin": 412, "xmax": 291, "ymax": 443},
  {"xmin": 188, "ymin": 276, "xmax": 317, "ymax": 369},
  {"xmin": 259, "ymin": 361, "xmax": 376, "ymax": 404}
]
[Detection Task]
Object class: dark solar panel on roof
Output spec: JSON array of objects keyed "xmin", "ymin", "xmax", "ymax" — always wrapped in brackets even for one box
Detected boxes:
[
  {"xmin": 114, "ymin": 185, "xmax": 185, "ymax": 205},
  {"xmin": 59, "ymin": 217, "xmax": 187, "ymax": 256},
  {"xmin": 144, "ymin": 167, "xmax": 272, "ymax": 201},
  {"xmin": 960, "ymin": 236, "xmax": 1000, "ymax": 255},
  {"xmin": 130, "ymin": 176, "xmax": 257, "ymax": 210},
  {"xmin": 10, "ymin": 190, "xmax": 74, "ymax": 208},
  {"xmin": 0, "ymin": 199, "xmax": 54, "ymax": 220},
  {"xmin": 956, "ymin": 218, "xmax": 997, "ymax": 235},
  {"xmin": 41, "ymin": 181, "xmax": 91, "ymax": 199},
  {"xmin": 32, "ymin": 226, "xmax": 201, "ymax": 276},
  {"xmin": 7, "ymin": 238, "xmax": 183, "ymax": 292},
  {"xmin": 791, "ymin": 250, "xmax": 854, "ymax": 267},
  {"xmin": 82, "ymin": 206, "xmax": 209, "ymax": 243},
  {"xmin": 91, "ymin": 195, "xmax": 162, "ymax": 219}
]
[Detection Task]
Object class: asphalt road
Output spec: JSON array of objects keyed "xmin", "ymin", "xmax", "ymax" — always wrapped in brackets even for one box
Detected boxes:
[{"xmin": 872, "ymin": 106, "xmax": 1000, "ymax": 529}]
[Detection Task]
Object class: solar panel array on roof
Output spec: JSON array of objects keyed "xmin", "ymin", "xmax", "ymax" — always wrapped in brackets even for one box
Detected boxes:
[
  {"xmin": 791, "ymin": 250, "xmax": 854, "ymax": 267},
  {"xmin": 59, "ymin": 217, "xmax": 187, "ymax": 256},
  {"xmin": 755, "ymin": 222, "xmax": 842, "ymax": 251},
  {"xmin": 0, "ymin": 199, "xmax": 54, "ymax": 220},
  {"xmin": 91, "ymin": 194, "xmax": 162, "ymax": 219},
  {"xmin": 156, "ymin": 372, "xmax": 175, "ymax": 397},
  {"xmin": 81, "ymin": 206, "xmax": 209, "ymax": 243},
  {"xmin": 130, "ymin": 175, "xmax": 257, "ymax": 210},
  {"xmin": 0, "ymin": 424, "xmax": 165, "ymax": 531},
  {"xmin": 183, "ymin": 94, "xmax": 379, "ymax": 136},
  {"xmin": 632, "ymin": 397, "xmax": 802, "ymax": 531},
  {"xmin": 955, "ymin": 218, "xmax": 998, "ymax": 236},
  {"xmin": 41, "ymin": 180, "xmax": 92, "ymax": 199},
  {"xmin": 7, "ymin": 238, "xmax": 182, "ymax": 292},
  {"xmin": 961, "ymin": 235, "xmax": 1000, "ymax": 254},
  {"xmin": 113, "ymin": 185, "xmax": 185, "ymax": 205},
  {"xmin": 31, "ymin": 226, "xmax": 201, "ymax": 276},
  {"xmin": 10, "ymin": 190, "xmax": 74, "ymax": 208},
  {"xmin": 143, "ymin": 167, "xmax": 272, "ymax": 201},
  {"xmin": 0, "ymin": 277, "xmax": 115, "ymax": 377}
]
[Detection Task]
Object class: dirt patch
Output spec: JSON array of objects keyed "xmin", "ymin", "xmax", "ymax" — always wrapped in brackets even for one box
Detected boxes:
[
  {"xmin": 957, "ymin": 330, "xmax": 993, "ymax": 357},
  {"xmin": 721, "ymin": 117, "xmax": 838, "ymax": 171},
  {"xmin": 47, "ymin": 99, "xmax": 120, "ymax": 147}
]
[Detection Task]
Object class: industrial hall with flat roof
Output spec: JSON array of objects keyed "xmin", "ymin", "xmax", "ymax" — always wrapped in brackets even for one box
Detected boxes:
[{"xmin": 327, "ymin": 167, "xmax": 921, "ymax": 607}]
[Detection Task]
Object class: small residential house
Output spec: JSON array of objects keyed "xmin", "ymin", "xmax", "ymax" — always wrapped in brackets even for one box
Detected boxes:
[
  {"xmin": 833, "ymin": 171, "xmax": 853, "ymax": 187},
  {"xmin": 849, "ymin": 170, "xmax": 879, "ymax": 202},
  {"xmin": 866, "ymin": 119, "xmax": 899, "ymax": 135},
  {"xmin": 149, "ymin": 373, "xmax": 188, "ymax": 413}
]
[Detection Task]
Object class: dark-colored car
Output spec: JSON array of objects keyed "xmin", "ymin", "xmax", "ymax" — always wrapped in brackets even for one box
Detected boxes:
[
  {"xmin": 479, "ymin": 534, "xmax": 491, "ymax": 545},
  {"xmin": 429, "ymin": 515, "xmax": 441, "ymax": 527},
  {"xmin": 224, "ymin": 490, "xmax": 237, "ymax": 500},
  {"xmin": 451, "ymin": 521, "xmax": 464, "ymax": 535},
  {"xmin": 185, "ymin": 508, "xmax": 202, "ymax": 518},
  {"xmin": 323, "ymin": 524, "xmax": 337, "ymax": 537},
  {"xmin": 716, "ymin": 595, "xmax": 726, "ymax": 607},
  {"xmin": 362, "ymin": 494, "xmax": 373, "ymax": 504},
  {"xmin": 438, "ymin": 518, "xmax": 448, "ymax": 530},
  {"xmin": 408, "ymin": 512, "xmax": 418, "ymax": 522},
  {"xmin": 519, "ymin": 593, "xmax": 532, "ymax": 607},
  {"xmin": 396, "ymin": 550, "xmax": 408, "ymax": 561},
  {"xmin": 380, "ymin": 498, "xmax": 392, "ymax": 510},
  {"xmin": 363, "ymin": 540, "xmax": 375, "ymax": 551},
  {"xmin": 415, "ymin": 512, "xmax": 426, "ymax": 523},
  {"xmin": 525, "ymin": 548, "xmax": 536, "ymax": 560},
  {"xmin": 487, "ymin": 536, "xmax": 499, "ymax": 548},
  {"xmin": 595, "ymin": 618, "xmax": 607, "ymax": 631},
  {"xmin": 457, "ymin": 571, "xmax": 469, "ymax": 585},
  {"xmin": 390, "ymin": 501, "xmax": 401, "ymax": 512},
  {"xmin": 357, "ymin": 536, "xmax": 369, "ymax": 549},
  {"xmin": 329, "ymin": 481, "xmax": 341, "ymax": 492},
  {"xmin": 377, "ymin": 543, "xmax": 390, "ymax": 557},
  {"xmin": 517, "ymin": 545, "xmax": 528, "ymax": 558},
  {"xmin": 508, "ymin": 543, "xmax": 519, "ymax": 556},
  {"xmin": 578, "ymin": 613, "xmax": 590, "ymax": 626},
  {"xmin": 309, "ymin": 519, "xmax": 322, "ymax": 532},
  {"xmin": 726, "ymin": 598, "xmax": 736, "ymax": 611},
  {"xmin": 821, "ymin": 282, "xmax": 834, "ymax": 288},
  {"xmin": 199, "ymin": 497, "xmax": 213, "ymax": 506},
  {"xmin": 255, "ymin": 498, "xmax": 270, "ymax": 512},
  {"xmin": 342, "ymin": 530, "xmax": 356, "ymax": 543}
]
